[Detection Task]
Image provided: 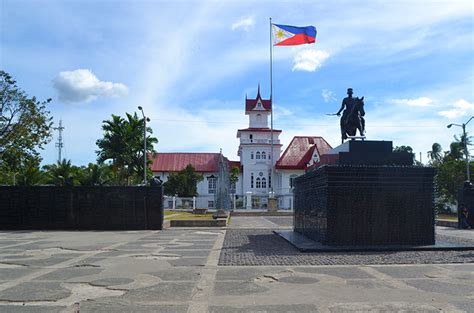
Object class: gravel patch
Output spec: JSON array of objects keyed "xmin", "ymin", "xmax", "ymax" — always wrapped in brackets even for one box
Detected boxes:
[{"xmin": 219, "ymin": 229, "xmax": 474, "ymax": 266}]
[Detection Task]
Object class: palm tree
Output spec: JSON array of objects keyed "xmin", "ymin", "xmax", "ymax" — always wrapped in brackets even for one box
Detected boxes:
[
  {"xmin": 454, "ymin": 131, "xmax": 472, "ymax": 156},
  {"xmin": 43, "ymin": 159, "xmax": 77, "ymax": 186},
  {"xmin": 427, "ymin": 143, "xmax": 443, "ymax": 164},
  {"xmin": 77, "ymin": 163, "xmax": 113, "ymax": 186},
  {"xmin": 96, "ymin": 112, "xmax": 158, "ymax": 185},
  {"xmin": 448, "ymin": 142, "xmax": 463, "ymax": 160}
]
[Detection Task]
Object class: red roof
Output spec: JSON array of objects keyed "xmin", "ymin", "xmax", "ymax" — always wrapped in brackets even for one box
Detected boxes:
[
  {"xmin": 245, "ymin": 84, "xmax": 272, "ymax": 113},
  {"xmin": 275, "ymin": 136, "xmax": 332, "ymax": 170},
  {"xmin": 151, "ymin": 153, "xmax": 220, "ymax": 172},
  {"xmin": 150, "ymin": 153, "xmax": 239, "ymax": 173},
  {"xmin": 228, "ymin": 160, "xmax": 241, "ymax": 170}
]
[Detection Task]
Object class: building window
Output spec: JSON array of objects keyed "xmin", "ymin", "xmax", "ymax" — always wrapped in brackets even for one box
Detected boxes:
[
  {"xmin": 249, "ymin": 134, "xmax": 253, "ymax": 143},
  {"xmin": 208, "ymin": 201, "xmax": 214, "ymax": 209},
  {"xmin": 289, "ymin": 174, "xmax": 298, "ymax": 188},
  {"xmin": 261, "ymin": 177, "xmax": 266, "ymax": 188},
  {"xmin": 268, "ymin": 153, "xmax": 271, "ymax": 159},
  {"xmin": 256, "ymin": 177, "xmax": 261, "ymax": 188},
  {"xmin": 168, "ymin": 200, "xmax": 173, "ymax": 208},
  {"xmin": 262, "ymin": 151, "xmax": 266, "ymax": 159},
  {"xmin": 251, "ymin": 152, "xmax": 254, "ymax": 159},
  {"xmin": 256, "ymin": 152, "xmax": 261, "ymax": 159},
  {"xmin": 257, "ymin": 114, "xmax": 262, "ymax": 121},
  {"xmin": 208, "ymin": 176, "xmax": 217, "ymax": 194},
  {"xmin": 251, "ymin": 173, "xmax": 254, "ymax": 188},
  {"xmin": 269, "ymin": 173, "xmax": 272, "ymax": 188}
]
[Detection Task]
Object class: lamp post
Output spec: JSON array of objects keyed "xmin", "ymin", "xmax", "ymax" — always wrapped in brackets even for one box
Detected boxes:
[
  {"xmin": 138, "ymin": 106, "xmax": 150, "ymax": 185},
  {"xmin": 447, "ymin": 116, "xmax": 474, "ymax": 183}
]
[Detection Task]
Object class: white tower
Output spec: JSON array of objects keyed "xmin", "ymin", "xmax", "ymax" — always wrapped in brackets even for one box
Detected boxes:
[{"xmin": 237, "ymin": 85, "xmax": 282, "ymax": 208}]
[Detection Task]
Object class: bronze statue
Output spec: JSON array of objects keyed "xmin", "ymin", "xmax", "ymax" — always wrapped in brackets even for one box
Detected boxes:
[{"xmin": 336, "ymin": 88, "xmax": 365, "ymax": 143}]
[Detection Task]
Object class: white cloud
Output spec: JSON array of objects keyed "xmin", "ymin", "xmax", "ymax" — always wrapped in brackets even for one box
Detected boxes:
[
  {"xmin": 390, "ymin": 97, "xmax": 434, "ymax": 107},
  {"xmin": 231, "ymin": 16, "xmax": 255, "ymax": 31},
  {"xmin": 53, "ymin": 69, "xmax": 128, "ymax": 103},
  {"xmin": 321, "ymin": 89, "xmax": 336, "ymax": 103},
  {"xmin": 438, "ymin": 99, "xmax": 474, "ymax": 119},
  {"xmin": 292, "ymin": 49, "xmax": 329, "ymax": 72}
]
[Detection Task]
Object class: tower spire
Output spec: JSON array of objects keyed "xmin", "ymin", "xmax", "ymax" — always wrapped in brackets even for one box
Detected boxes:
[{"xmin": 54, "ymin": 119, "xmax": 65, "ymax": 163}]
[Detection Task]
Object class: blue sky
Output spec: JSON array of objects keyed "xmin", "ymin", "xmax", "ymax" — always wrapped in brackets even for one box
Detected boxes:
[{"xmin": 1, "ymin": 0, "xmax": 473, "ymax": 165}]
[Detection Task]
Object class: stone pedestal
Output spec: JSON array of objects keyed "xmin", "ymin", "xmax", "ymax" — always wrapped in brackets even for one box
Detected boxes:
[
  {"xmin": 267, "ymin": 198, "xmax": 278, "ymax": 212},
  {"xmin": 245, "ymin": 192, "xmax": 252, "ymax": 210},
  {"xmin": 293, "ymin": 140, "xmax": 436, "ymax": 246}
]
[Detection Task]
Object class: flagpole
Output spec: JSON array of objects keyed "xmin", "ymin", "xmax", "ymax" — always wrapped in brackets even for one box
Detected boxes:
[{"xmin": 269, "ymin": 17, "xmax": 274, "ymax": 196}]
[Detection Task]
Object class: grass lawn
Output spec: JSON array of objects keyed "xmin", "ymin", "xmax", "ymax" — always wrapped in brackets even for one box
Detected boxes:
[
  {"xmin": 164, "ymin": 210, "xmax": 214, "ymax": 221},
  {"xmin": 437, "ymin": 214, "xmax": 458, "ymax": 221}
]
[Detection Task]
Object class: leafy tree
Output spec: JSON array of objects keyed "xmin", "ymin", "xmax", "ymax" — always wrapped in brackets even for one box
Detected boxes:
[
  {"xmin": 163, "ymin": 164, "xmax": 203, "ymax": 197},
  {"xmin": 447, "ymin": 142, "xmax": 463, "ymax": 160},
  {"xmin": 229, "ymin": 166, "xmax": 240, "ymax": 191},
  {"xmin": 96, "ymin": 112, "xmax": 158, "ymax": 185},
  {"xmin": 427, "ymin": 143, "xmax": 443, "ymax": 165},
  {"xmin": 0, "ymin": 71, "xmax": 53, "ymax": 184},
  {"xmin": 393, "ymin": 145, "xmax": 413, "ymax": 153},
  {"xmin": 77, "ymin": 163, "xmax": 113, "ymax": 186},
  {"xmin": 436, "ymin": 158, "xmax": 472, "ymax": 204},
  {"xmin": 0, "ymin": 156, "xmax": 45, "ymax": 186},
  {"xmin": 43, "ymin": 159, "xmax": 80, "ymax": 186}
]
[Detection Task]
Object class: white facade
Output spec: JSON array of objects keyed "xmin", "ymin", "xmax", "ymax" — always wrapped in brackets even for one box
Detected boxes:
[{"xmin": 236, "ymin": 97, "xmax": 286, "ymax": 209}]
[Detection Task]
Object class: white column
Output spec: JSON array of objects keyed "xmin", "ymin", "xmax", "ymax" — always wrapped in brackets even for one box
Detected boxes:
[
  {"xmin": 233, "ymin": 194, "xmax": 236, "ymax": 211},
  {"xmin": 246, "ymin": 191, "xmax": 252, "ymax": 210},
  {"xmin": 172, "ymin": 196, "xmax": 176, "ymax": 210},
  {"xmin": 193, "ymin": 196, "xmax": 196, "ymax": 210}
]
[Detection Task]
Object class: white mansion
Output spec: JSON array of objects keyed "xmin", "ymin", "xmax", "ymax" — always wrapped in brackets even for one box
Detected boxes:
[{"xmin": 151, "ymin": 86, "xmax": 332, "ymax": 210}]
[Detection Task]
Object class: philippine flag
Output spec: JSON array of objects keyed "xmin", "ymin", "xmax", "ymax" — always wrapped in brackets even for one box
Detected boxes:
[{"xmin": 272, "ymin": 24, "xmax": 317, "ymax": 46}]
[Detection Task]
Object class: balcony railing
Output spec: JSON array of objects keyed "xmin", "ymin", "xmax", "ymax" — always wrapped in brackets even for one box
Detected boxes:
[{"xmin": 240, "ymin": 139, "xmax": 280, "ymax": 144}]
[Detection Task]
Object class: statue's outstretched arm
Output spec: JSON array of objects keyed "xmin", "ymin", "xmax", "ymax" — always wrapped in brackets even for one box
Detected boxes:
[{"xmin": 336, "ymin": 102, "xmax": 345, "ymax": 115}]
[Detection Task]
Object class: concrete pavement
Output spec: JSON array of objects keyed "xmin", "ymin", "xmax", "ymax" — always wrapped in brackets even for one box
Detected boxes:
[{"xmin": 0, "ymin": 217, "xmax": 472, "ymax": 312}]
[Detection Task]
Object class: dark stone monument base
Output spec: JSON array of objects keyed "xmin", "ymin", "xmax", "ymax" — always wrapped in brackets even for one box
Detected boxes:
[
  {"xmin": 294, "ymin": 165, "xmax": 436, "ymax": 246},
  {"xmin": 275, "ymin": 230, "xmax": 474, "ymax": 252}
]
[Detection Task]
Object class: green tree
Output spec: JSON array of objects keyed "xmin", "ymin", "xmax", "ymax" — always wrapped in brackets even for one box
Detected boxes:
[
  {"xmin": 436, "ymin": 158, "xmax": 472, "ymax": 204},
  {"xmin": 427, "ymin": 143, "xmax": 443, "ymax": 165},
  {"xmin": 393, "ymin": 145, "xmax": 413, "ymax": 153},
  {"xmin": 96, "ymin": 112, "xmax": 158, "ymax": 185},
  {"xmin": 77, "ymin": 163, "xmax": 113, "ymax": 186},
  {"xmin": 163, "ymin": 164, "xmax": 204, "ymax": 197},
  {"xmin": 43, "ymin": 159, "xmax": 80, "ymax": 186},
  {"xmin": 229, "ymin": 166, "xmax": 239, "ymax": 191},
  {"xmin": 0, "ymin": 71, "xmax": 53, "ymax": 183}
]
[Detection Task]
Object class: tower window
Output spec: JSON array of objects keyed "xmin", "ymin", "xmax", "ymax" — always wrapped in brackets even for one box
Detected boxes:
[
  {"xmin": 256, "ymin": 152, "xmax": 261, "ymax": 159},
  {"xmin": 257, "ymin": 114, "xmax": 262, "ymax": 121},
  {"xmin": 262, "ymin": 178, "xmax": 267, "ymax": 188},
  {"xmin": 249, "ymin": 134, "xmax": 253, "ymax": 143},
  {"xmin": 262, "ymin": 151, "xmax": 266, "ymax": 159},
  {"xmin": 251, "ymin": 152, "xmax": 254, "ymax": 159},
  {"xmin": 256, "ymin": 177, "xmax": 261, "ymax": 188},
  {"xmin": 251, "ymin": 173, "xmax": 254, "ymax": 188}
]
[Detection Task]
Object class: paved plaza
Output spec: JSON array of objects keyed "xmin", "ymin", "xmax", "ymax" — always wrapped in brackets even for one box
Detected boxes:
[{"xmin": 0, "ymin": 216, "xmax": 473, "ymax": 312}]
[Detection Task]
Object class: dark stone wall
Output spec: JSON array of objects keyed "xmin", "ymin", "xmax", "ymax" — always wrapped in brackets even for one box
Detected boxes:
[
  {"xmin": 294, "ymin": 165, "xmax": 436, "ymax": 246},
  {"xmin": 0, "ymin": 186, "xmax": 163, "ymax": 230},
  {"xmin": 458, "ymin": 186, "xmax": 474, "ymax": 228}
]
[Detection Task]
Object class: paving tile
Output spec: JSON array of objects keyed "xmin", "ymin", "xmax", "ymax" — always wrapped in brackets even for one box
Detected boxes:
[{"xmin": 0, "ymin": 282, "xmax": 70, "ymax": 301}]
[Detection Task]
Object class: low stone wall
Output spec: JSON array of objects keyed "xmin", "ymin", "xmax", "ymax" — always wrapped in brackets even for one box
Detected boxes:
[
  {"xmin": 293, "ymin": 165, "xmax": 436, "ymax": 246},
  {"xmin": 170, "ymin": 219, "xmax": 227, "ymax": 227},
  {"xmin": 0, "ymin": 186, "xmax": 163, "ymax": 230}
]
